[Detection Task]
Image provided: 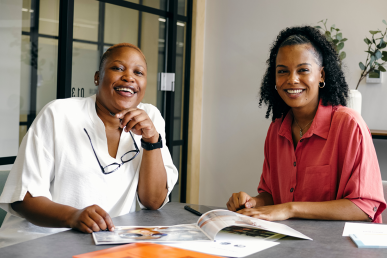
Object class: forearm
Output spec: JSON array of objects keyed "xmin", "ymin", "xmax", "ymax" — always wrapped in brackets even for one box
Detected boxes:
[
  {"xmin": 290, "ymin": 199, "xmax": 370, "ymax": 221},
  {"xmin": 138, "ymin": 148, "xmax": 168, "ymax": 210},
  {"xmin": 11, "ymin": 192, "xmax": 77, "ymax": 228}
]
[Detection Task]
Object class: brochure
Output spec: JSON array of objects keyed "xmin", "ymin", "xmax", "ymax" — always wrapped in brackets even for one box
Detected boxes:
[
  {"xmin": 73, "ymin": 242, "xmax": 222, "ymax": 258},
  {"xmin": 93, "ymin": 209, "xmax": 312, "ymax": 245},
  {"xmin": 349, "ymin": 234, "xmax": 387, "ymax": 248}
]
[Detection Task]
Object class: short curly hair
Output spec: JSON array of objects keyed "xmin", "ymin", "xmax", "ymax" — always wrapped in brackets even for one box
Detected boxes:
[{"xmin": 258, "ymin": 26, "xmax": 348, "ymax": 121}]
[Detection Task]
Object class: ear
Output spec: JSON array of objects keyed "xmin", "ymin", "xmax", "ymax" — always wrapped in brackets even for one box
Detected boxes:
[
  {"xmin": 320, "ymin": 67, "xmax": 325, "ymax": 81},
  {"xmin": 94, "ymin": 71, "xmax": 100, "ymax": 86}
]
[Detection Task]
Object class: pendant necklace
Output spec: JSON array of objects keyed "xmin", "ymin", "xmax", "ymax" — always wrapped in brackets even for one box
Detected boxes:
[{"xmin": 294, "ymin": 118, "xmax": 313, "ymax": 137}]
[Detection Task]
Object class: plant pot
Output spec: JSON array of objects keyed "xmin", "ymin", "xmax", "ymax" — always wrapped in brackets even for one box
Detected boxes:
[{"xmin": 347, "ymin": 89, "xmax": 362, "ymax": 115}]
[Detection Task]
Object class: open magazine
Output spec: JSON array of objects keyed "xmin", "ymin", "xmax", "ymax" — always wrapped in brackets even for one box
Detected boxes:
[{"xmin": 92, "ymin": 209, "xmax": 312, "ymax": 245}]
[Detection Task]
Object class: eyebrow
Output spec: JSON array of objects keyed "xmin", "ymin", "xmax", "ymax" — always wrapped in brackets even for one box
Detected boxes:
[
  {"xmin": 112, "ymin": 60, "xmax": 145, "ymax": 68},
  {"xmin": 276, "ymin": 63, "xmax": 312, "ymax": 68}
]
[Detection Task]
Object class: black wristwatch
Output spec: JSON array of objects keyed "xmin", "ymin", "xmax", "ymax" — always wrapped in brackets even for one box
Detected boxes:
[{"xmin": 141, "ymin": 134, "xmax": 163, "ymax": 150}]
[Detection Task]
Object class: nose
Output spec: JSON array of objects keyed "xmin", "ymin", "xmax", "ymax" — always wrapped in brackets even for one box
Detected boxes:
[
  {"xmin": 287, "ymin": 71, "xmax": 299, "ymax": 85},
  {"xmin": 121, "ymin": 71, "xmax": 135, "ymax": 83}
]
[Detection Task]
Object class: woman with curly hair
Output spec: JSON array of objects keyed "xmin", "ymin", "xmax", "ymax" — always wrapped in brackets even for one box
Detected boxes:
[{"xmin": 227, "ymin": 26, "xmax": 386, "ymax": 222}]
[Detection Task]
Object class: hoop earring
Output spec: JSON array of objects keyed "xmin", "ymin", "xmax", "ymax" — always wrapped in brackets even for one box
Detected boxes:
[
  {"xmin": 319, "ymin": 81, "xmax": 325, "ymax": 88},
  {"xmin": 275, "ymin": 85, "xmax": 277, "ymax": 91}
]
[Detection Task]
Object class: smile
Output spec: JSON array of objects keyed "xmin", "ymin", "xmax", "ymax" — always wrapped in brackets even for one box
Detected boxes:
[
  {"xmin": 115, "ymin": 87, "xmax": 135, "ymax": 94},
  {"xmin": 285, "ymin": 89, "xmax": 304, "ymax": 94}
]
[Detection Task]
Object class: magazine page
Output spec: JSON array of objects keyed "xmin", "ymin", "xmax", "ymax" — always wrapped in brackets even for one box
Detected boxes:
[
  {"xmin": 166, "ymin": 226, "xmax": 284, "ymax": 257},
  {"xmin": 92, "ymin": 224, "xmax": 212, "ymax": 245},
  {"xmin": 197, "ymin": 209, "xmax": 312, "ymax": 240}
]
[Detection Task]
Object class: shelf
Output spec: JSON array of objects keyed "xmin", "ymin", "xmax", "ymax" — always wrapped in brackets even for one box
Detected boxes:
[{"xmin": 370, "ymin": 129, "xmax": 387, "ymax": 140}]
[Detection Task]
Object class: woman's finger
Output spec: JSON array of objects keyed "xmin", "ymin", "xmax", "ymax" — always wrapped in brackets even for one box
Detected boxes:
[{"xmin": 95, "ymin": 206, "xmax": 115, "ymax": 231}]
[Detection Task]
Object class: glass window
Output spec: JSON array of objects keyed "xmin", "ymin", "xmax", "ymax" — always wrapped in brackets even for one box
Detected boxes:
[
  {"xmin": 177, "ymin": 0, "xmax": 186, "ymax": 16},
  {"xmin": 39, "ymin": 0, "xmax": 60, "ymax": 36},
  {"xmin": 74, "ymin": 0, "xmax": 99, "ymax": 42},
  {"xmin": 125, "ymin": 0, "xmax": 166, "ymax": 10}
]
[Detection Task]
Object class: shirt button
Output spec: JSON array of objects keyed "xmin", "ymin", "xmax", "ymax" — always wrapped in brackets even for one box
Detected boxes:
[
  {"xmin": 293, "ymin": 162, "xmax": 296, "ymax": 167},
  {"xmin": 300, "ymin": 139, "xmax": 303, "ymax": 142},
  {"xmin": 373, "ymin": 207, "xmax": 377, "ymax": 212},
  {"xmin": 290, "ymin": 188, "xmax": 294, "ymax": 193}
]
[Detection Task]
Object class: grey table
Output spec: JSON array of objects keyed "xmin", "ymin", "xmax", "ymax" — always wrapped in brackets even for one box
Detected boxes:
[{"xmin": 1, "ymin": 202, "xmax": 386, "ymax": 258}]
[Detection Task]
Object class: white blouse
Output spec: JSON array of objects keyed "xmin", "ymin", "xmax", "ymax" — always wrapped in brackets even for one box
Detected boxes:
[{"xmin": 0, "ymin": 95, "xmax": 178, "ymax": 248}]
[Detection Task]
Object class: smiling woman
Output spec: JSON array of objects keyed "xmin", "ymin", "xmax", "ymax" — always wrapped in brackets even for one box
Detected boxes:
[
  {"xmin": 227, "ymin": 26, "xmax": 386, "ymax": 223},
  {"xmin": 0, "ymin": 43, "xmax": 178, "ymax": 248}
]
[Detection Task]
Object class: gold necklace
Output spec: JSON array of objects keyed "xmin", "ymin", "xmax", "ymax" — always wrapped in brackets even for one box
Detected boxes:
[{"xmin": 294, "ymin": 118, "xmax": 313, "ymax": 137}]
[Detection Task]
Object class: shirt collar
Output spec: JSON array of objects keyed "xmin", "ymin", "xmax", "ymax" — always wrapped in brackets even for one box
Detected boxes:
[{"xmin": 278, "ymin": 100, "xmax": 332, "ymax": 140}]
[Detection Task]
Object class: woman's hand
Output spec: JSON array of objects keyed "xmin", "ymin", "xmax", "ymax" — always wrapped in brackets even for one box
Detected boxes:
[
  {"xmin": 227, "ymin": 192, "xmax": 258, "ymax": 212},
  {"xmin": 237, "ymin": 203, "xmax": 293, "ymax": 221},
  {"xmin": 67, "ymin": 205, "xmax": 115, "ymax": 233},
  {"xmin": 116, "ymin": 108, "xmax": 159, "ymax": 143}
]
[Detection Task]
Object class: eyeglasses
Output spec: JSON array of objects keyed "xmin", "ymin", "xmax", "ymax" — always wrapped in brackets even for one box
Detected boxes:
[{"xmin": 84, "ymin": 128, "xmax": 139, "ymax": 174}]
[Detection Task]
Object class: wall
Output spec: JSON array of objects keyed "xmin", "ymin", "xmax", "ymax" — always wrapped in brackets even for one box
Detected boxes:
[
  {"xmin": 0, "ymin": 0, "xmax": 22, "ymax": 169},
  {"xmin": 200, "ymin": 0, "xmax": 387, "ymax": 207}
]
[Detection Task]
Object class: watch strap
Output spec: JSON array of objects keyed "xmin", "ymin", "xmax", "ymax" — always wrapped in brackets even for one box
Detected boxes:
[{"xmin": 141, "ymin": 134, "xmax": 162, "ymax": 150}]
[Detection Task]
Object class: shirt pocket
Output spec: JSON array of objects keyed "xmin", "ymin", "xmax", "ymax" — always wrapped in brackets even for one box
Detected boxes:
[{"xmin": 301, "ymin": 165, "xmax": 331, "ymax": 202}]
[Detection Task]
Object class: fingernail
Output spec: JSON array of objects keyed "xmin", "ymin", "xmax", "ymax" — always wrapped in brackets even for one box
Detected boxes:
[{"xmin": 111, "ymin": 227, "xmax": 115, "ymax": 231}]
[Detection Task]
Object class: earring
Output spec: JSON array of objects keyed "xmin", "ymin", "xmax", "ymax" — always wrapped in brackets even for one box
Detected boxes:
[
  {"xmin": 319, "ymin": 81, "xmax": 325, "ymax": 88},
  {"xmin": 95, "ymin": 80, "xmax": 98, "ymax": 84},
  {"xmin": 275, "ymin": 85, "xmax": 277, "ymax": 91}
]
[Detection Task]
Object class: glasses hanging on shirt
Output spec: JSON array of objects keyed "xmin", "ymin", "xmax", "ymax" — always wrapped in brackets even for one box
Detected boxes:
[{"xmin": 84, "ymin": 128, "xmax": 139, "ymax": 174}]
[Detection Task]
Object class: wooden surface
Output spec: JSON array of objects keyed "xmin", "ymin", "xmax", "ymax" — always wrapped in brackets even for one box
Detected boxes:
[{"xmin": 371, "ymin": 130, "xmax": 387, "ymax": 136}]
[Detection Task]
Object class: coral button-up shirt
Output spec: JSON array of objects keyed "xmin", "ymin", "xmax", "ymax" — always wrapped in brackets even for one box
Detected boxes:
[{"xmin": 258, "ymin": 102, "xmax": 386, "ymax": 223}]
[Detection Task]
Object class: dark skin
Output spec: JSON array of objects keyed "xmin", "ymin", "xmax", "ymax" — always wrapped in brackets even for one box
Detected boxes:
[
  {"xmin": 11, "ymin": 47, "xmax": 168, "ymax": 233},
  {"xmin": 227, "ymin": 44, "xmax": 370, "ymax": 222}
]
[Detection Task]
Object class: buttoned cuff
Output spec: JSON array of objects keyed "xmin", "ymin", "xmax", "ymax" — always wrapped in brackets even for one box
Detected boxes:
[{"xmin": 349, "ymin": 198, "xmax": 383, "ymax": 223}]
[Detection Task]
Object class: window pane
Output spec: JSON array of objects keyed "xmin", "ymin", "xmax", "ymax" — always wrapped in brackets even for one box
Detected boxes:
[
  {"xmin": 74, "ymin": 0, "xmax": 99, "ymax": 42},
  {"xmin": 22, "ymin": 0, "xmax": 31, "ymax": 32},
  {"xmin": 104, "ymin": 4, "xmax": 139, "ymax": 45},
  {"xmin": 177, "ymin": 0, "xmax": 187, "ymax": 16},
  {"xmin": 125, "ymin": 0, "xmax": 166, "ymax": 10},
  {"xmin": 39, "ymin": 0, "xmax": 60, "ymax": 36},
  {"xmin": 72, "ymin": 42, "xmax": 99, "ymax": 98},
  {"xmin": 170, "ymin": 145, "xmax": 182, "ymax": 202},
  {"xmin": 173, "ymin": 21, "xmax": 186, "ymax": 140}
]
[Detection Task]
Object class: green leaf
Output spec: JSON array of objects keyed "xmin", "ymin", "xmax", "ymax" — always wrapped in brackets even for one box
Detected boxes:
[
  {"xmin": 319, "ymin": 20, "xmax": 324, "ymax": 23},
  {"xmin": 359, "ymin": 62, "xmax": 366, "ymax": 70},
  {"xmin": 383, "ymin": 20, "xmax": 387, "ymax": 26},
  {"xmin": 339, "ymin": 51, "xmax": 346, "ymax": 60},
  {"xmin": 365, "ymin": 50, "xmax": 374, "ymax": 54},
  {"xmin": 332, "ymin": 39, "xmax": 339, "ymax": 44},
  {"xmin": 336, "ymin": 33, "xmax": 342, "ymax": 41},
  {"xmin": 325, "ymin": 31, "xmax": 331, "ymax": 37},
  {"xmin": 375, "ymin": 50, "xmax": 382, "ymax": 59},
  {"xmin": 370, "ymin": 55, "xmax": 376, "ymax": 66},
  {"xmin": 337, "ymin": 42, "xmax": 344, "ymax": 51},
  {"xmin": 331, "ymin": 24, "xmax": 336, "ymax": 28},
  {"xmin": 315, "ymin": 26, "xmax": 322, "ymax": 29},
  {"xmin": 380, "ymin": 42, "xmax": 387, "ymax": 49},
  {"xmin": 382, "ymin": 51, "xmax": 387, "ymax": 61},
  {"xmin": 341, "ymin": 38, "xmax": 348, "ymax": 42},
  {"xmin": 364, "ymin": 38, "xmax": 372, "ymax": 44},
  {"xmin": 370, "ymin": 30, "xmax": 381, "ymax": 35},
  {"xmin": 378, "ymin": 66, "xmax": 386, "ymax": 72},
  {"xmin": 336, "ymin": 28, "xmax": 340, "ymax": 31}
]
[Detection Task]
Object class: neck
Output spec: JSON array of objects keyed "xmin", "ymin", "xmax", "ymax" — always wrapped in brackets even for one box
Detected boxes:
[
  {"xmin": 291, "ymin": 102, "xmax": 319, "ymax": 126},
  {"xmin": 95, "ymin": 99, "xmax": 121, "ymax": 130}
]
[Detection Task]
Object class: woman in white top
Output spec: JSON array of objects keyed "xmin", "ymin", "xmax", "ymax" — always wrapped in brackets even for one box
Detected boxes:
[{"xmin": 0, "ymin": 43, "xmax": 178, "ymax": 247}]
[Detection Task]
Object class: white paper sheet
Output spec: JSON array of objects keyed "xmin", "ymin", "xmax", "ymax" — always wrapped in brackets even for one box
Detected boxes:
[
  {"xmin": 166, "ymin": 231, "xmax": 280, "ymax": 258},
  {"xmin": 342, "ymin": 222, "xmax": 387, "ymax": 236}
]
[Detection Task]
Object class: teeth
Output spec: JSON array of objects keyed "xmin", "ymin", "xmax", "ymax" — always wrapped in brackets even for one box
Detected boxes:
[
  {"xmin": 287, "ymin": 89, "xmax": 303, "ymax": 94},
  {"xmin": 116, "ymin": 88, "xmax": 134, "ymax": 94}
]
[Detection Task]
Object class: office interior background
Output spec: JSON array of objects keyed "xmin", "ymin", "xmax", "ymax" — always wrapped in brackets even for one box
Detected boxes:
[{"xmin": 1, "ymin": 0, "xmax": 387, "ymax": 208}]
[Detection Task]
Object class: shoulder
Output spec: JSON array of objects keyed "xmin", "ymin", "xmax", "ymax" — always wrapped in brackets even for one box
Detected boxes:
[
  {"xmin": 43, "ymin": 97, "xmax": 91, "ymax": 114},
  {"xmin": 331, "ymin": 105, "xmax": 370, "ymax": 139}
]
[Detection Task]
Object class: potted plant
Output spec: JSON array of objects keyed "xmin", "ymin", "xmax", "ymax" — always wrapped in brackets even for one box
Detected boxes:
[
  {"xmin": 348, "ymin": 20, "xmax": 387, "ymax": 114},
  {"xmin": 315, "ymin": 19, "xmax": 347, "ymax": 66}
]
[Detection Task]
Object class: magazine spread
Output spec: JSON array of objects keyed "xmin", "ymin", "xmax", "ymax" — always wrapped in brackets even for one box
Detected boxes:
[{"xmin": 92, "ymin": 209, "xmax": 312, "ymax": 245}]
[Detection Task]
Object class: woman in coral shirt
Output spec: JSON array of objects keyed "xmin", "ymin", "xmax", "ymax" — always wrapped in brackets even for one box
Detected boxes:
[{"xmin": 227, "ymin": 26, "xmax": 386, "ymax": 223}]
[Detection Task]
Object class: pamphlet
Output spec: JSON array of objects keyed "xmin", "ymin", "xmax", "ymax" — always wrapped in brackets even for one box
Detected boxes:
[
  {"xmin": 349, "ymin": 233, "xmax": 387, "ymax": 248},
  {"xmin": 342, "ymin": 222, "xmax": 387, "ymax": 236},
  {"xmin": 73, "ymin": 242, "xmax": 222, "ymax": 258},
  {"xmin": 93, "ymin": 209, "xmax": 312, "ymax": 245}
]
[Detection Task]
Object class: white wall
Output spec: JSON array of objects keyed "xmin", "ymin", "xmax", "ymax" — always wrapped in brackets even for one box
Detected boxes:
[
  {"xmin": 200, "ymin": 0, "xmax": 387, "ymax": 207},
  {"xmin": 0, "ymin": 0, "xmax": 22, "ymax": 159}
]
